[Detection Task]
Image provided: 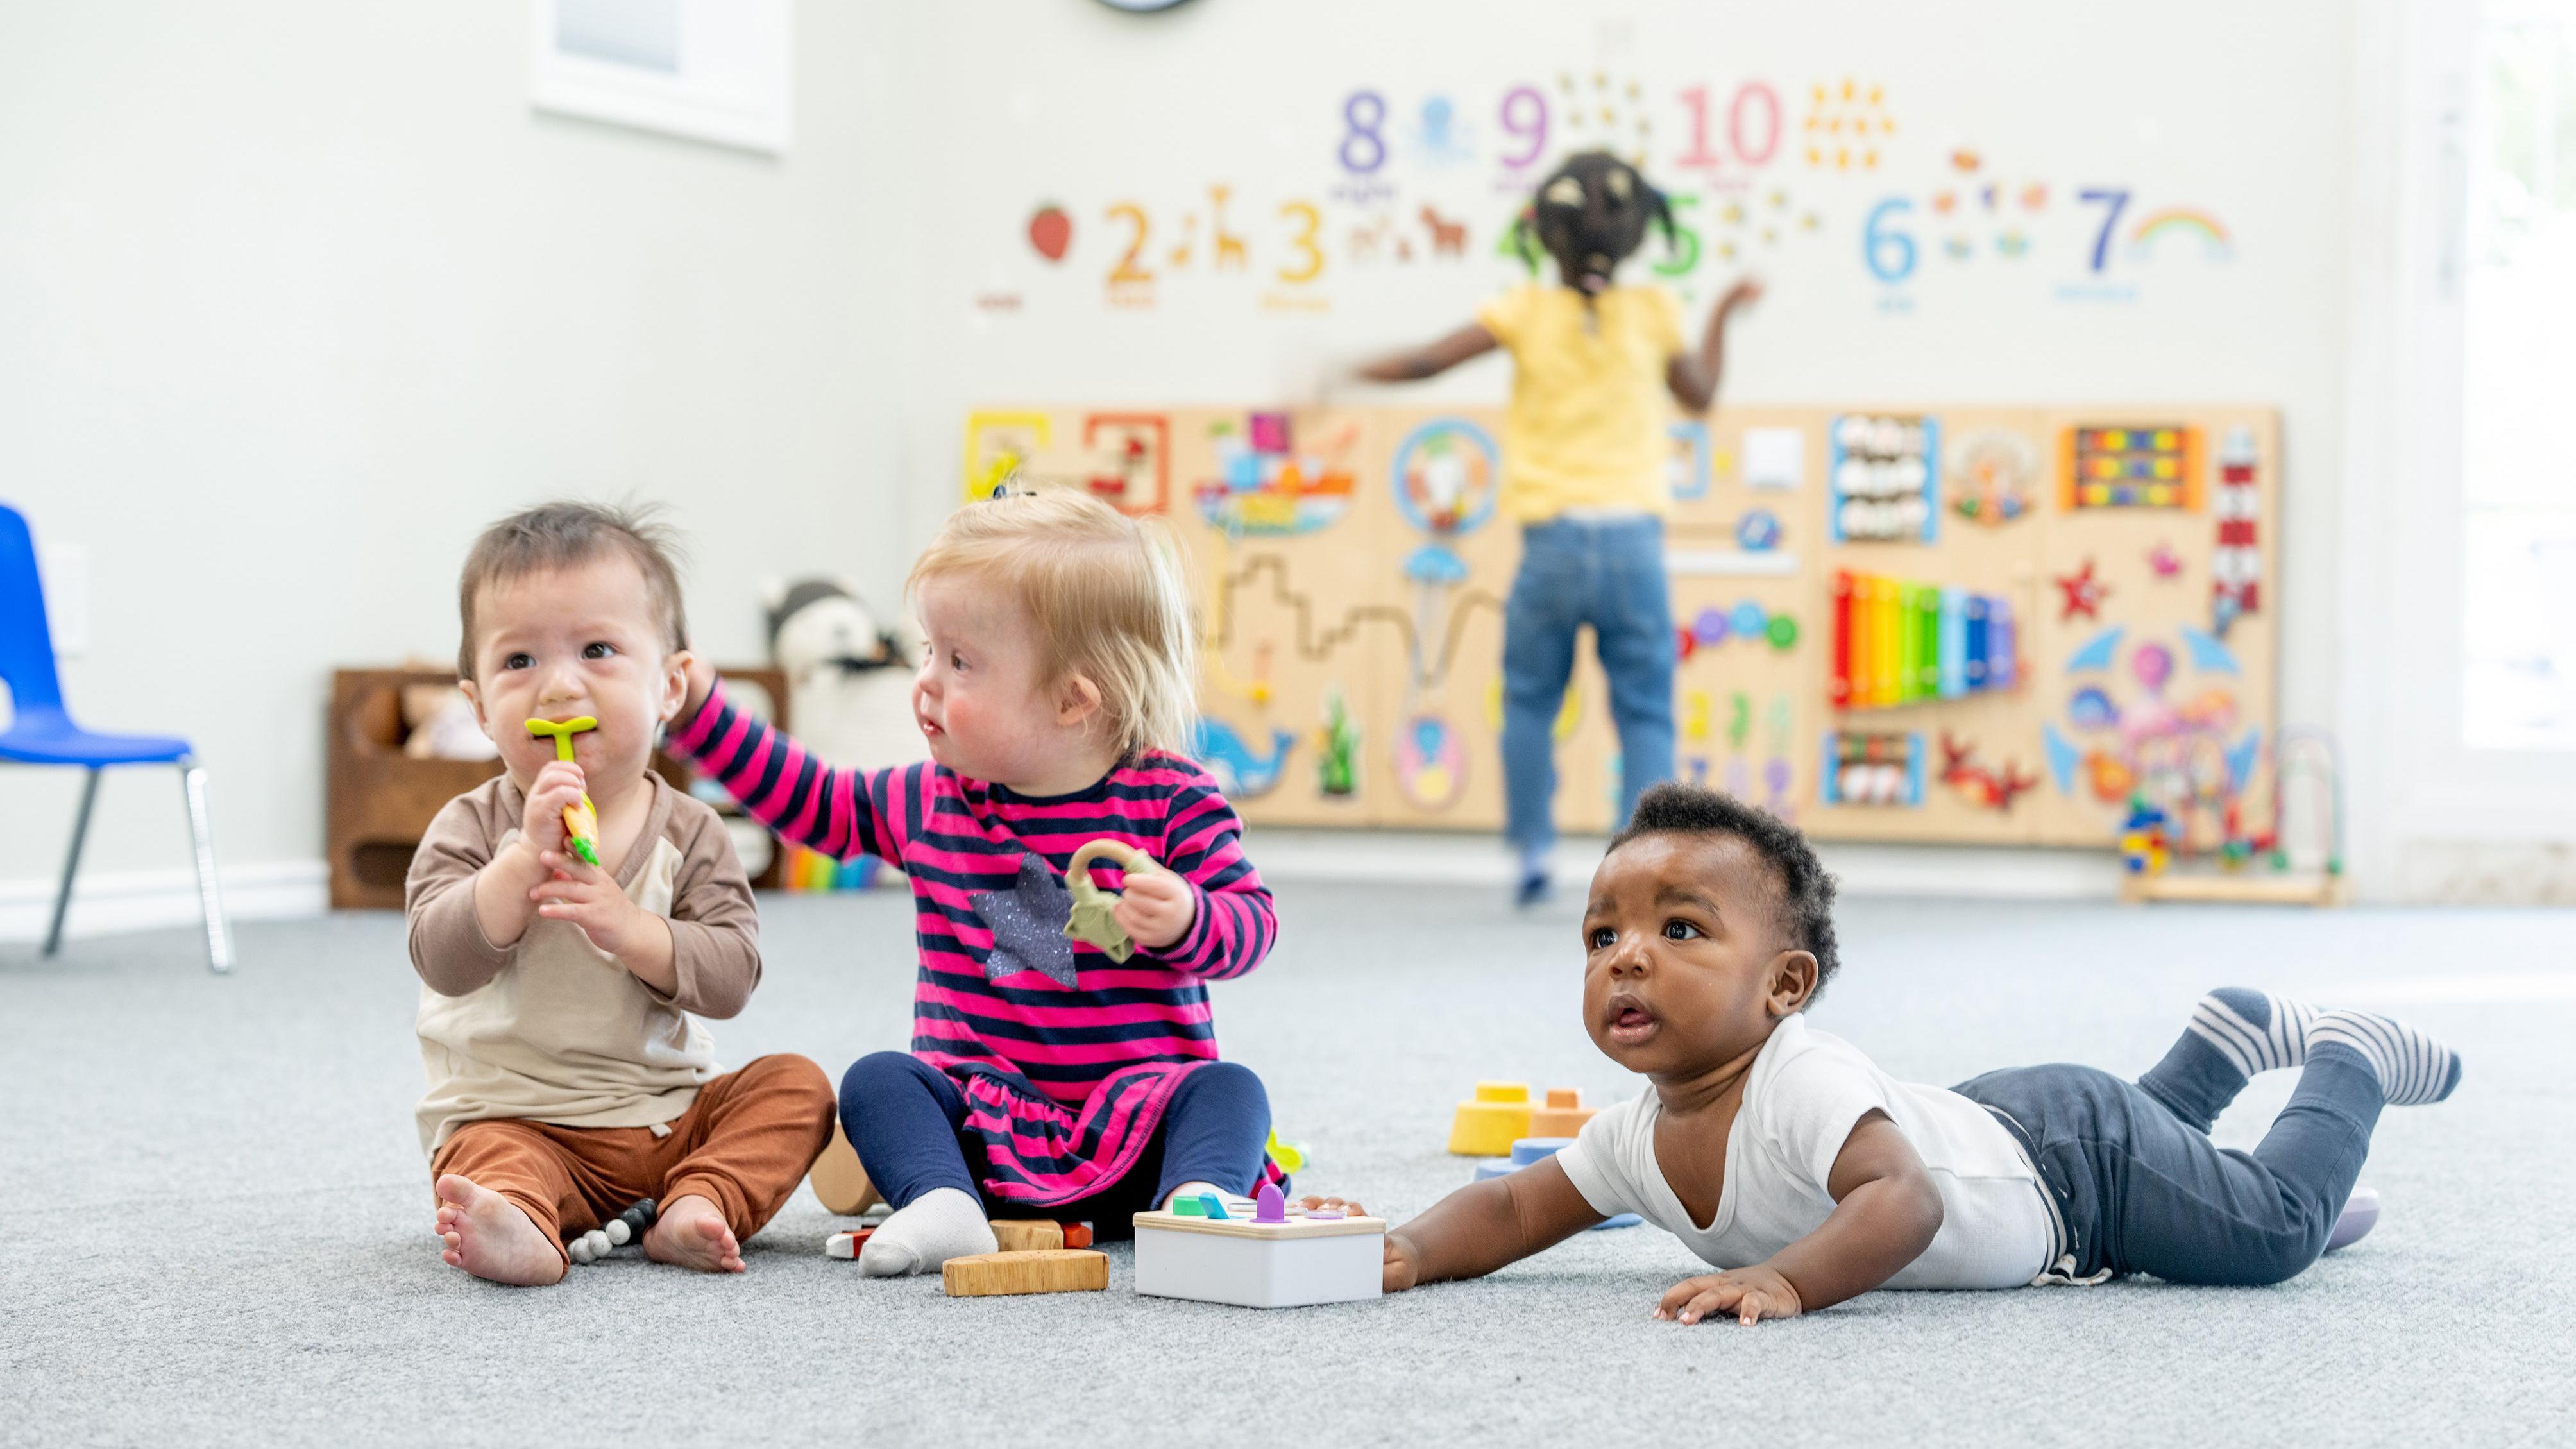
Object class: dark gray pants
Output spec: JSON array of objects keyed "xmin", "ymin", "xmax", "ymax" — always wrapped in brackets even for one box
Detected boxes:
[{"xmin": 1954, "ymin": 1050, "xmax": 2383, "ymax": 1285}]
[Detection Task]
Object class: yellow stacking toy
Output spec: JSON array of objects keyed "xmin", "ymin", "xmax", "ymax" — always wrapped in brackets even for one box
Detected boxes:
[
  {"xmin": 1447, "ymin": 1081, "xmax": 1534, "ymax": 1157},
  {"xmin": 523, "ymin": 715, "xmax": 602, "ymax": 867}
]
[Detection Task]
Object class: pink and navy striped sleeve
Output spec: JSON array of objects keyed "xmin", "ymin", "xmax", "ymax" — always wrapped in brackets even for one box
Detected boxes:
[
  {"xmin": 1144, "ymin": 763, "xmax": 1274, "ymax": 981},
  {"xmin": 666, "ymin": 680, "xmax": 912, "ymax": 863}
]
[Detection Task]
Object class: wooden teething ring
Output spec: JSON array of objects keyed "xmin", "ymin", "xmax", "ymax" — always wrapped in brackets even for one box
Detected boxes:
[{"xmin": 1063, "ymin": 840, "xmax": 1160, "ymax": 963}]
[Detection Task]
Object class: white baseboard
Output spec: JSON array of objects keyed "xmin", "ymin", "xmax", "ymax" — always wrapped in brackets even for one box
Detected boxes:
[
  {"xmin": 1249, "ymin": 829, "xmax": 2124, "ymax": 901},
  {"xmin": 0, "ymin": 858, "xmax": 329, "ymax": 943}
]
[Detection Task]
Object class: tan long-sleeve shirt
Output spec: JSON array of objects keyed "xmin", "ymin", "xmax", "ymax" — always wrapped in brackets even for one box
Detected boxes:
[{"xmin": 404, "ymin": 772, "xmax": 760, "ymax": 1155}]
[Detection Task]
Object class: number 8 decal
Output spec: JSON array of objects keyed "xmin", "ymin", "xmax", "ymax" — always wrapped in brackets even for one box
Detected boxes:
[{"xmin": 1339, "ymin": 91, "xmax": 1387, "ymax": 175}]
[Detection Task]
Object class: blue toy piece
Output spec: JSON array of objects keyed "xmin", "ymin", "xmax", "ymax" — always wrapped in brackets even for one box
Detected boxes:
[
  {"xmin": 1198, "ymin": 1192, "xmax": 1229, "ymax": 1220},
  {"xmin": 1937, "ymin": 587, "xmax": 1969, "ymax": 698},
  {"xmin": 1469, "ymin": 1136, "xmax": 1640, "ymax": 1229},
  {"xmin": 0, "ymin": 504, "xmax": 231, "ymax": 972}
]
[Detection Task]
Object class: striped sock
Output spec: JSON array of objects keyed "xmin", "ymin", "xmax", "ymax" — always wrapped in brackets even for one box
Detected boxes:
[
  {"xmin": 2187, "ymin": 987, "xmax": 2319, "ymax": 1080},
  {"xmin": 2310, "ymin": 1010, "xmax": 2463, "ymax": 1106}
]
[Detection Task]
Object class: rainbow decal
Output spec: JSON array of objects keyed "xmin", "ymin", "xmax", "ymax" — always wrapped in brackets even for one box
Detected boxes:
[{"xmin": 2128, "ymin": 208, "xmax": 2232, "ymax": 262}]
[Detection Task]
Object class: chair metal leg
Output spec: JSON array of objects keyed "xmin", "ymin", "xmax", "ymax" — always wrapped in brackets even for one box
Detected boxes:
[
  {"xmin": 180, "ymin": 759, "xmax": 233, "ymax": 974},
  {"xmin": 44, "ymin": 768, "xmax": 102, "ymax": 957}
]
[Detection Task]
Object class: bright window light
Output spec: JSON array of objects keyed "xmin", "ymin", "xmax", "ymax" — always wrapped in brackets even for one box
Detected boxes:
[{"xmin": 2465, "ymin": 4, "xmax": 2576, "ymax": 750}]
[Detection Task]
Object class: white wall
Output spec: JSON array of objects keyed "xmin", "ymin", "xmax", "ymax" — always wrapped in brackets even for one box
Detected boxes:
[
  {"xmin": 0, "ymin": 2, "xmax": 923, "ymax": 929},
  {"xmin": 5, "ymin": 0, "xmax": 2442, "ymax": 921}
]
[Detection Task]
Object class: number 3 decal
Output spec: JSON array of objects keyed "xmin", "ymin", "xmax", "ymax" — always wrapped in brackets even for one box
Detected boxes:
[{"xmin": 1276, "ymin": 201, "xmax": 1324, "ymax": 284}]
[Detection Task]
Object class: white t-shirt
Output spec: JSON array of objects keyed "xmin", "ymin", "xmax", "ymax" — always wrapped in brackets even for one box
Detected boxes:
[{"xmin": 1555, "ymin": 1014, "xmax": 2058, "ymax": 1290}]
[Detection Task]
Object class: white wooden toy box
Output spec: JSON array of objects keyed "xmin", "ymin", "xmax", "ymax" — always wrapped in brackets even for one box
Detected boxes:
[{"xmin": 1131, "ymin": 1200, "xmax": 1385, "ymax": 1309}]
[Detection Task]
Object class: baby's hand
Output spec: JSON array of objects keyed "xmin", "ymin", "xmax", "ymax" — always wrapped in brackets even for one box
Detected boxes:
[
  {"xmin": 1297, "ymin": 1196, "xmax": 1416, "ymax": 1292},
  {"xmin": 529, "ymin": 851, "xmax": 662, "ymax": 966},
  {"xmin": 1113, "ymin": 869, "xmax": 1196, "ymax": 951},
  {"xmin": 520, "ymin": 760, "xmax": 587, "ymax": 859},
  {"xmin": 1656, "ymin": 1265, "xmax": 1804, "ymax": 1326}
]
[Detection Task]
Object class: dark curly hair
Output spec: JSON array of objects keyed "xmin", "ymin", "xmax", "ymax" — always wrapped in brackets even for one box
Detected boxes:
[{"xmin": 1606, "ymin": 782, "xmax": 1842, "ymax": 999}]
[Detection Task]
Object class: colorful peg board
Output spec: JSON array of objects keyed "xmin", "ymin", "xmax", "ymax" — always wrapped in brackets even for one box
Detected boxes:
[{"xmin": 961, "ymin": 403, "xmax": 2279, "ymax": 851}]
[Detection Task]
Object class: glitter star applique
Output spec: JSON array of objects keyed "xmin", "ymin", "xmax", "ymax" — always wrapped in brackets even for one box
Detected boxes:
[{"xmin": 970, "ymin": 854, "xmax": 1080, "ymax": 988}]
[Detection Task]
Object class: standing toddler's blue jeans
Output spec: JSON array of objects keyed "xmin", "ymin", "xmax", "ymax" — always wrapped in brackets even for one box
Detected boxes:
[{"xmin": 1502, "ymin": 514, "xmax": 1675, "ymax": 861}]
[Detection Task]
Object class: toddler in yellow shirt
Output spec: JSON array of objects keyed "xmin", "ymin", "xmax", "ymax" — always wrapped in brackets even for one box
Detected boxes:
[{"xmin": 1361, "ymin": 151, "xmax": 1761, "ymax": 902}]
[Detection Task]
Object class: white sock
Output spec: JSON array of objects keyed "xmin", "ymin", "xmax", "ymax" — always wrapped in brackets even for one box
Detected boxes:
[
  {"xmin": 854, "ymin": 1188, "xmax": 997, "ymax": 1277},
  {"xmin": 2310, "ymin": 1010, "xmax": 2463, "ymax": 1106},
  {"xmin": 2188, "ymin": 987, "xmax": 2319, "ymax": 1080}
]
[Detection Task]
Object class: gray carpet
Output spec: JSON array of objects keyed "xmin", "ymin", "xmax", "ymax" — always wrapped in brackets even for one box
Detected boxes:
[{"xmin": 3, "ymin": 883, "xmax": 2569, "ymax": 1447}]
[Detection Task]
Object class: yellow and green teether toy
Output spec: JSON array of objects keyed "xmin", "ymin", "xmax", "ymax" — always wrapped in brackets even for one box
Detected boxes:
[{"xmin": 523, "ymin": 715, "xmax": 602, "ymax": 867}]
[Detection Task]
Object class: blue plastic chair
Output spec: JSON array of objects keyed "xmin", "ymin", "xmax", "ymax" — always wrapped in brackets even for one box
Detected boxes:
[{"xmin": 0, "ymin": 502, "xmax": 232, "ymax": 971}]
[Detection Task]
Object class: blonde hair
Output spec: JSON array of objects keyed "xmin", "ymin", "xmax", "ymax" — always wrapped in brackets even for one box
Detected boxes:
[{"xmin": 909, "ymin": 490, "xmax": 1198, "ymax": 757}]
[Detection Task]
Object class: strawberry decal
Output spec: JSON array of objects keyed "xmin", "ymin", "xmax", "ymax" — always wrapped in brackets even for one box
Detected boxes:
[{"xmin": 1028, "ymin": 203, "xmax": 1071, "ymax": 262}]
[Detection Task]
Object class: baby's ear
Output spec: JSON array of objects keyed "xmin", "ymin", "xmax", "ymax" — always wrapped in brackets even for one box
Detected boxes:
[
  {"xmin": 1767, "ymin": 949, "xmax": 1820, "ymax": 1016},
  {"xmin": 1055, "ymin": 673, "xmax": 1105, "ymax": 729}
]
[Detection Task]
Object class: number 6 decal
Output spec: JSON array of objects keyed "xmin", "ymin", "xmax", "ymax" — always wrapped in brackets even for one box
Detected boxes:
[{"xmin": 1863, "ymin": 198, "xmax": 1915, "ymax": 283}]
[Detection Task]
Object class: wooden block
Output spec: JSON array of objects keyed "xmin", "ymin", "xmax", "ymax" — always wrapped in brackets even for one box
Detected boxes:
[
  {"xmin": 942, "ymin": 1249, "xmax": 1109, "ymax": 1297},
  {"xmin": 989, "ymin": 1218, "xmax": 1065, "ymax": 1252},
  {"xmin": 808, "ymin": 1121, "xmax": 881, "ymax": 1217}
]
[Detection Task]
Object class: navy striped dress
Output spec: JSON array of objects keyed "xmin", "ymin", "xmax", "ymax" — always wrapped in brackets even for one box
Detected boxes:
[{"xmin": 672, "ymin": 681, "xmax": 1281, "ymax": 1204}]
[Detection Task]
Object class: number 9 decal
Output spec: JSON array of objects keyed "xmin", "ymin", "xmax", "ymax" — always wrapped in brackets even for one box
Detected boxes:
[{"xmin": 1276, "ymin": 201, "xmax": 1324, "ymax": 284}]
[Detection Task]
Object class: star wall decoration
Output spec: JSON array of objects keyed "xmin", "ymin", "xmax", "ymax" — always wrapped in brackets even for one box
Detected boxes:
[{"xmin": 2056, "ymin": 558, "xmax": 2108, "ymax": 622}]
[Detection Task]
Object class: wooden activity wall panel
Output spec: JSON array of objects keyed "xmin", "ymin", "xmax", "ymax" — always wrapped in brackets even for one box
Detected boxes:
[{"xmin": 963, "ymin": 404, "xmax": 2279, "ymax": 851}]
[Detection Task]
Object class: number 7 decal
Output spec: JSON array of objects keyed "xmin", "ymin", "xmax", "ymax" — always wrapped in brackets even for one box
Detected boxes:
[{"xmin": 2078, "ymin": 187, "xmax": 2130, "ymax": 273}]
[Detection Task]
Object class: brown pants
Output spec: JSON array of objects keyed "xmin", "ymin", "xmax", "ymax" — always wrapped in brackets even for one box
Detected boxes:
[{"xmin": 430, "ymin": 1054, "xmax": 835, "ymax": 1265}]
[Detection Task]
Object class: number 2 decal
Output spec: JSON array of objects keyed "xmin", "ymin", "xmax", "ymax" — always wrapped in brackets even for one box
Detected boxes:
[
  {"xmin": 1106, "ymin": 203, "xmax": 1153, "ymax": 285},
  {"xmin": 1276, "ymin": 201, "xmax": 1324, "ymax": 283}
]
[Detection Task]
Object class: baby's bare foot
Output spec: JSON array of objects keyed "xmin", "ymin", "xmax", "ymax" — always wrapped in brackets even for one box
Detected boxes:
[
  {"xmin": 432, "ymin": 1174, "xmax": 564, "ymax": 1287},
  {"xmin": 643, "ymin": 1194, "xmax": 744, "ymax": 1273}
]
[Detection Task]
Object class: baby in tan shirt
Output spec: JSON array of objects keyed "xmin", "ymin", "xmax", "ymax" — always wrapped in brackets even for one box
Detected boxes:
[{"xmin": 412, "ymin": 502, "xmax": 833, "ymax": 1286}]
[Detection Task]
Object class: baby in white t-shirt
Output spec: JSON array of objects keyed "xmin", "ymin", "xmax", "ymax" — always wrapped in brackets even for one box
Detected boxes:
[{"xmin": 1309, "ymin": 782, "xmax": 2462, "ymax": 1325}]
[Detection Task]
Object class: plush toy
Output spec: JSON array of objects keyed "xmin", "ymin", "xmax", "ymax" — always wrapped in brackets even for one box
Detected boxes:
[
  {"xmin": 400, "ymin": 681, "xmax": 498, "ymax": 762},
  {"xmin": 764, "ymin": 578, "xmax": 931, "ymax": 775}
]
